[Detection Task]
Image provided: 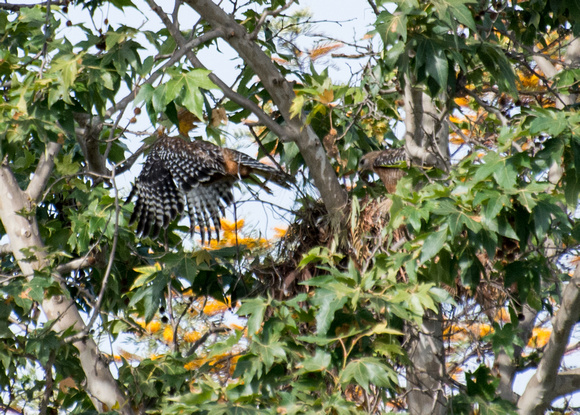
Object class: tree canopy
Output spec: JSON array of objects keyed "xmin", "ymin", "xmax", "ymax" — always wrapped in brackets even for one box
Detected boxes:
[{"xmin": 1, "ymin": 0, "xmax": 580, "ymax": 414}]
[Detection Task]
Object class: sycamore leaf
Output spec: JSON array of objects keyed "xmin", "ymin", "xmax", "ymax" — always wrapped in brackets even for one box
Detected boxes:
[{"xmin": 340, "ymin": 358, "xmax": 397, "ymax": 393}]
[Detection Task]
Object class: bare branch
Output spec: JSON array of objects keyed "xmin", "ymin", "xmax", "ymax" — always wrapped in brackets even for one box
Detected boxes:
[
  {"xmin": 105, "ymin": 29, "xmax": 223, "ymax": 119},
  {"xmin": 182, "ymin": 0, "xmax": 348, "ymax": 214},
  {"xmin": 366, "ymin": 0, "xmax": 380, "ymax": 15},
  {"xmin": 147, "ymin": 0, "xmax": 292, "ymax": 142},
  {"xmin": 116, "ymin": 142, "xmax": 151, "ymax": 175},
  {"xmin": 249, "ymin": 0, "xmax": 295, "ymax": 39},
  {"xmin": 56, "ymin": 256, "xmax": 97, "ymax": 274},
  {"xmin": 0, "ymin": 1, "xmax": 66, "ymax": 11},
  {"xmin": 39, "ymin": 351, "xmax": 56, "ymax": 415},
  {"xmin": 517, "ymin": 270, "xmax": 580, "ymax": 415},
  {"xmin": 403, "ymin": 74, "xmax": 449, "ymax": 170},
  {"xmin": 186, "ymin": 326, "xmax": 230, "ymax": 356},
  {"xmin": 497, "ymin": 305, "xmax": 538, "ymax": 402},
  {"xmin": 546, "ymin": 368, "xmax": 580, "ymax": 401},
  {"xmin": 0, "ymin": 155, "xmax": 133, "ymax": 414},
  {"xmin": 25, "ymin": 141, "xmax": 61, "ymax": 203}
]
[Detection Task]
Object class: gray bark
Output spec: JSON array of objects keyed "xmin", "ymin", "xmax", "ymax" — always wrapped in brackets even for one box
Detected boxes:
[
  {"xmin": 406, "ymin": 309, "xmax": 447, "ymax": 415},
  {"xmin": 402, "ymin": 74, "xmax": 449, "ymax": 415},
  {"xmin": 181, "ymin": 0, "xmax": 348, "ymax": 216},
  {"xmin": 517, "ymin": 268, "xmax": 580, "ymax": 414},
  {"xmin": 0, "ymin": 143, "xmax": 133, "ymax": 414}
]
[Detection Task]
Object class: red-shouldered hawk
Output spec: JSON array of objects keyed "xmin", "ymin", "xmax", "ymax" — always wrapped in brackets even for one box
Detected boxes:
[
  {"xmin": 126, "ymin": 134, "xmax": 290, "ymax": 243},
  {"xmin": 359, "ymin": 147, "xmax": 409, "ymax": 193}
]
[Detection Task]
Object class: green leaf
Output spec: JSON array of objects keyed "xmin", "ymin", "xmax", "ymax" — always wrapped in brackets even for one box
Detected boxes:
[
  {"xmin": 252, "ymin": 338, "xmax": 286, "ymax": 371},
  {"xmin": 131, "ymin": 263, "xmax": 162, "ymax": 290},
  {"xmin": 298, "ymin": 349, "xmax": 332, "ymax": 373},
  {"xmin": 238, "ymin": 298, "xmax": 268, "ymax": 336},
  {"xmin": 417, "ymin": 39, "xmax": 448, "ymax": 90},
  {"xmin": 448, "ymin": 0, "xmax": 477, "ymax": 32},
  {"xmin": 310, "ymin": 288, "xmax": 348, "ymax": 334},
  {"xmin": 420, "ymin": 225, "xmax": 448, "ymax": 264},
  {"xmin": 492, "ymin": 158, "xmax": 518, "ymax": 190},
  {"xmin": 376, "ymin": 10, "xmax": 408, "ymax": 45},
  {"xmin": 340, "ymin": 358, "xmax": 397, "ymax": 393},
  {"xmin": 477, "ymin": 44, "xmax": 517, "ymax": 94}
]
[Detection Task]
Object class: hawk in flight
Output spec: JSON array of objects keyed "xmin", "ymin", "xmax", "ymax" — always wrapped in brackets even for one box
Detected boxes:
[{"xmin": 127, "ymin": 135, "xmax": 290, "ymax": 243}]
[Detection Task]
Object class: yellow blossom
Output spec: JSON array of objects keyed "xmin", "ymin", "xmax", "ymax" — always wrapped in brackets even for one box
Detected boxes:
[
  {"xmin": 203, "ymin": 299, "xmax": 229, "ymax": 316},
  {"xmin": 163, "ymin": 326, "xmax": 174, "ymax": 343},
  {"xmin": 273, "ymin": 226, "xmax": 288, "ymax": 238},
  {"xmin": 183, "ymin": 331, "xmax": 202, "ymax": 343},
  {"xmin": 478, "ymin": 324, "xmax": 493, "ymax": 337},
  {"xmin": 146, "ymin": 320, "xmax": 161, "ymax": 334},
  {"xmin": 454, "ymin": 97, "xmax": 470, "ymax": 106},
  {"xmin": 449, "ymin": 133, "xmax": 465, "ymax": 145},
  {"xmin": 529, "ymin": 327, "xmax": 551, "ymax": 348},
  {"xmin": 221, "ymin": 218, "xmax": 245, "ymax": 232},
  {"xmin": 518, "ymin": 72, "xmax": 540, "ymax": 88}
]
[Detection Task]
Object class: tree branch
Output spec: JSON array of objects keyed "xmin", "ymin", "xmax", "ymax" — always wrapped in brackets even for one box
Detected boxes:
[
  {"xmin": 496, "ymin": 305, "xmax": 538, "ymax": 402},
  {"xmin": 366, "ymin": 0, "xmax": 380, "ymax": 15},
  {"xmin": 517, "ymin": 269, "xmax": 580, "ymax": 415},
  {"xmin": 181, "ymin": 0, "xmax": 348, "ymax": 214},
  {"xmin": 0, "ymin": 1, "xmax": 66, "ymax": 11},
  {"xmin": 186, "ymin": 326, "xmax": 230, "ymax": 356},
  {"xmin": 403, "ymin": 74, "xmax": 449, "ymax": 170},
  {"xmin": 0, "ymin": 157, "xmax": 133, "ymax": 414},
  {"xmin": 56, "ymin": 256, "xmax": 97, "ymax": 274},
  {"xmin": 25, "ymin": 141, "xmax": 61, "ymax": 203},
  {"xmin": 147, "ymin": 0, "xmax": 291, "ymax": 142},
  {"xmin": 248, "ymin": 0, "xmax": 295, "ymax": 39}
]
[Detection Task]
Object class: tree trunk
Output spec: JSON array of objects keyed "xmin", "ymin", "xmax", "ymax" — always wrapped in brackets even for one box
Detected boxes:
[
  {"xmin": 406, "ymin": 309, "xmax": 447, "ymax": 415},
  {"xmin": 0, "ymin": 143, "xmax": 133, "ymax": 414}
]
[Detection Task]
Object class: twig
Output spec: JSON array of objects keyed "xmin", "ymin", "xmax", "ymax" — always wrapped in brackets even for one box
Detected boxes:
[
  {"xmin": 0, "ymin": 1, "xmax": 66, "ymax": 11},
  {"xmin": 116, "ymin": 142, "xmax": 150, "ymax": 175},
  {"xmin": 248, "ymin": 126, "xmax": 285, "ymax": 172},
  {"xmin": 367, "ymin": 0, "xmax": 380, "ymax": 15},
  {"xmin": 186, "ymin": 326, "xmax": 230, "ymax": 356},
  {"xmin": 64, "ymin": 166, "xmax": 120, "ymax": 344},
  {"xmin": 147, "ymin": 0, "xmax": 293, "ymax": 142},
  {"xmin": 39, "ymin": 351, "xmax": 56, "ymax": 415},
  {"xmin": 249, "ymin": 0, "xmax": 295, "ymax": 40}
]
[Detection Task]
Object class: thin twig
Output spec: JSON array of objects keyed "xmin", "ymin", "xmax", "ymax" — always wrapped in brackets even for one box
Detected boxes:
[
  {"xmin": 0, "ymin": 1, "xmax": 66, "ymax": 11},
  {"xmin": 38, "ymin": 351, "xmax": 56, "ymax": 415},
  {"xmin": 147, "ymin": 0, "xmax": 292, "ymax": 142},
  {"xmin": 249, "ymin": 0, "xmax": 295, "ymax": 40},
  {"xmin": 366, "ymin": 0, "xmax": 380, "ymax": 15},
  {"xmin": 186, "ymin": 326, "xmax": 230, "ymax": 356},
  {"xmin": 64, "ymin": 166, "xmax": 120, "ymax": 343}
]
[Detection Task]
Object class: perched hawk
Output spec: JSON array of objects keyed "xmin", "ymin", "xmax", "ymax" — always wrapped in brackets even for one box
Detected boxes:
[
  {"xmin": 126, "ymin": 135, "xmax": 290, "ymax": 243},
  {"xmin": 358, "ymin": 147, "xmax": 409, "ymax": 193}
]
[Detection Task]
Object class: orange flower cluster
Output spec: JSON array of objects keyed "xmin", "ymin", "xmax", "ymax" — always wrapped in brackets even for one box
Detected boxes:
[
  {"xmin": 204, "ymin": 218, "xmax": 270, "ymax": 250},
  {"xmin": 184, "ymin": 353, "xmax": 241, "ymax": 376}
]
